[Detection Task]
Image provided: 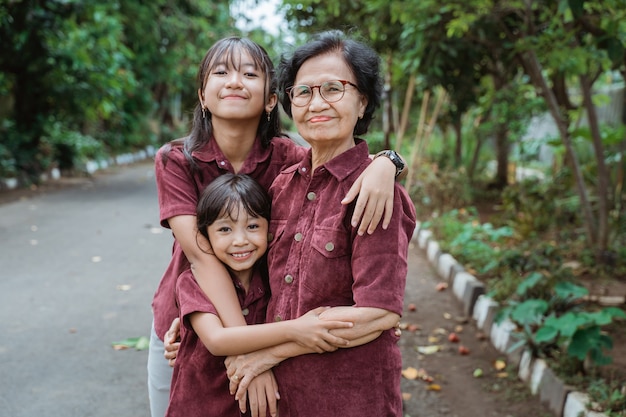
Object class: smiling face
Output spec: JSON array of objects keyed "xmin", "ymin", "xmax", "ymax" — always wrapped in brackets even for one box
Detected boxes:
[
  {"xmin": 206, "ymin": 203, "xmax": 268, "ymax": 275},
  {"xmin": 290, "ymin": 52, "xmax": 368, "ymax": 160},
  {"xmin": 198, "ymin": 48, "xmax": 275, "ymax": 124}
]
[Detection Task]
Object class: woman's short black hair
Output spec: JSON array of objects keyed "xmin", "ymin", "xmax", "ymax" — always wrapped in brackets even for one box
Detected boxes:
[
  {"xmin": 196, "ymin": 173, "xmax": 271, "ymax": 243},
  {"xmin": 277, "ymin": 30, "xmax": 382, "ymax": 136}
]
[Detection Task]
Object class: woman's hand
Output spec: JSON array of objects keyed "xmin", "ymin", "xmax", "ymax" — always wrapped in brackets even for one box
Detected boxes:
[
  {"xmin": 236, "ymin": 370, "xmax": 280, "ymax": 417},
  {"xmin": 342, "ymin": 155, "xmax": 396, "ymax": 235},
  {"xmin": 163, "ymin": 317, "xmax": 181, "ymax": 367},
  {"xmin": 226, "ymin": 350, "xmax": 282, "ymax": 400},
  {"xmin": 289, "ymin": 307, "xmax": 352, "ymax": 352}
]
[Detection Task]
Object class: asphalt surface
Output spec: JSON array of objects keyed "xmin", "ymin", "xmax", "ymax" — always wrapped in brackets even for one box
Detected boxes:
[{"xmin": 0, "ymin": 161, "xmax": 171, "ymax": 417}]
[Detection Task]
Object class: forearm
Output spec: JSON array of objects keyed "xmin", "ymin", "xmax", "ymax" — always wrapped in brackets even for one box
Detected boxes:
[
  {"xmin": 319, "ymin": 306, "xmax": 399, "ymax": 346},
  {"xmin": 192, "ymin": 315, "xmax": 298, "ymax": 356}
]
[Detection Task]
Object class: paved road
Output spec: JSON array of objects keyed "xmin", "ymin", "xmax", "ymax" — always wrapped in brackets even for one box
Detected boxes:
[{"xmin": 0, "ymin": 161, "xmax": 171, "ymax": 417}]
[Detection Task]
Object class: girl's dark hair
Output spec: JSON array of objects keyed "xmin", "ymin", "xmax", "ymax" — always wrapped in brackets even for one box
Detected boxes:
[
  {"xmin": 163, "ymin": 37, "xmax": 283, "ymax": 178},
  {"xmin": 277, "ymin": 30, "xmax": 382, "ymax": 136},
  {"xmin": 196, "ymin": 173, "xmax": 271, "ymax": 243}
]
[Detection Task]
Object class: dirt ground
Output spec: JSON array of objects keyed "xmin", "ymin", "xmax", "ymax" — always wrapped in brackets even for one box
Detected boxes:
[{"xmin": 400, "ymin": 242, "xmax": 555, "ymax": 417}]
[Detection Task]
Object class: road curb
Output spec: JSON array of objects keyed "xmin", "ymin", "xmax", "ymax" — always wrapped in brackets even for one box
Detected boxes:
[
  {"xmin": 0, "ymin": 146, "xmax": 157, "ymax": 191},
  {"xmin": 411, "ymin": 222, "xmax": 611, "ymax": 417}
]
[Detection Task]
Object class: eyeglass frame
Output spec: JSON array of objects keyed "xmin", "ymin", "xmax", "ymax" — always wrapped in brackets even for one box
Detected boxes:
[{"xmin": 285, "ymin": 80, "xmax": 359, "ymax": 107}]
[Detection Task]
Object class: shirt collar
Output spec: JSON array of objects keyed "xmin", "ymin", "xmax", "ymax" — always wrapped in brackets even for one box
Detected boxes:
[
  {"xmin": 296, "ymin": 139, "xmax": 369, "ymax": 181},
  {"xmin": 191, "ymin": 137, "xmax": 270, "ymax": 167}
]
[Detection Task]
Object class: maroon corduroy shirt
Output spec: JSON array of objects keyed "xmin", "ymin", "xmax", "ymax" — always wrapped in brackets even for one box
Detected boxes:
[
  {"xmin": 266, "ymin": 139, "xmax": 417, "ymax": 417},
  {"xmin": 165, "ymin": 266, "xmax": 268, "ymax": 417}
]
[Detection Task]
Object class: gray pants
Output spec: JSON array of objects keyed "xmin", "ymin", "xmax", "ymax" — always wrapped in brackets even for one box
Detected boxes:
[{"xmin": 147, "ymin": 322, "xmax": 173, "ymax": 417}]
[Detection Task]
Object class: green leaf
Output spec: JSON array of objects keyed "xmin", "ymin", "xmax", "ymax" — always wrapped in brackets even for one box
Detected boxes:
[
  {"xmin": 112, "ymin": 336, "xmax": 150, "ymax": 351},
  {"xmin": 511, "ymin": 299, "xmax": 548, "ymax": 325},
  {"xmin": 534, "ymin": 325, "xmax": 559, "ymax": 343}
]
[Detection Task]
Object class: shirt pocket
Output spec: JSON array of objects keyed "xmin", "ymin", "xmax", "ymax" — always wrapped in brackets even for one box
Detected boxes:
[{"xmin": 304, "ymin": 227, "xmax": 353, "ymax": 302}]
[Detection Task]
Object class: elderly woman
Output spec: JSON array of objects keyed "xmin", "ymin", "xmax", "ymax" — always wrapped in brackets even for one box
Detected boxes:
[{"xmin": 226, "ymin": 31, "xmax": 416, "ymax": 417}]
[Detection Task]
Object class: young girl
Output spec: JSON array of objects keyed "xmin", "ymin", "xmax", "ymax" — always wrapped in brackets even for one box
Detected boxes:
[
  {"xmin": 150, "ymin": 36, "xmax": 402, "ymax": 417},
  {"xmin": 165, "ymin": 174, "xmax": 352, "ymax": 417}
]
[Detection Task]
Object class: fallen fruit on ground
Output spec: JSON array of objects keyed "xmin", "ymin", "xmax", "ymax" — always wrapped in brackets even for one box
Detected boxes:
[
  {"xmin": 448, "ymin": 332, "xmax": 460, "ymax": 343},
  {"xmin": 458, "ymin": 345, "xmax": 470, "ymax": 355}
]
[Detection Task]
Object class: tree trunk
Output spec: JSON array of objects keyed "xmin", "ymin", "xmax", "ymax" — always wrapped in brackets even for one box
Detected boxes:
[
  {"xmin": 579, "ymin": 74, "xmax": 611, "ymax": 253},
  {"xmin": 521, "ymin": 49, "xmax": 598, "ymax": 246},
  {"xmin": 494, "ymin": 124, "xmax": 509, "ymax": 189}
]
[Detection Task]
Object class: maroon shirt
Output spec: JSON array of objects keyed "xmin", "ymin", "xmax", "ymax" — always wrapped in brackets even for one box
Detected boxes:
[
  {"xmin": 153, "ymin": 136, "xmax": 306, "ymax": 339},
  {"xmin": 165, "ymin": 266, "xmax": 268, "ymax": 417},
  {"xmin": 267, "ymin": 139, "xmax": 416, "ymax": 417}
]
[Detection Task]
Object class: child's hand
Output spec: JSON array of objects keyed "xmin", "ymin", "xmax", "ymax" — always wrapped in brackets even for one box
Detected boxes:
[
  {"xmin": 291, "ymin": 307, "xmax": 353, "ymax": 352},
  {"xmin": 163, "ymin": 317, "xmax": 181, "ymax": 367}
]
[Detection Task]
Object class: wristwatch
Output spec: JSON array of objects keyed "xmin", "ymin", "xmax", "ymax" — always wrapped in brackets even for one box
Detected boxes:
[{"xmin": 375, "ymin": 150, "xmax": 406, "ymax": 178}]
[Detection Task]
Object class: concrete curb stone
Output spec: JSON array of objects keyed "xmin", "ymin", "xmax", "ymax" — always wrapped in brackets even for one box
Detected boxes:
[
  {"xmin": 0, "ymin": 146, "xmax": 157, "ymax": 190},
  {"xmin": 412, "ymin": 223, "xmax": 610, "ymax": 417}
]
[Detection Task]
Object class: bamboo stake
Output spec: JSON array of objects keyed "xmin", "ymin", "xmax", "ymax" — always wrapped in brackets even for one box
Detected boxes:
[
  {"xmin": 404, "ymin": 90, "xmax": 430, "ymax": 192},
  {"xmin": 395, "ymin": 75, "xmax": 416, "ymax": 150}
]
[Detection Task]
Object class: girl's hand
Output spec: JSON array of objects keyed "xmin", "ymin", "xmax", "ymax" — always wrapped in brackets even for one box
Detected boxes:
[
  {"xmin": 290, "ymin": 307, "xmax": 352, "ymax": 352},
  {"xmin": 342, "ymin": 156, "xmax": 396, "ymax": 235},
  {"xmin": 163, "ymin": 317, "xmax": 181, "ymax": 367},
  {"xmin": 238, "ymin": 370, "xmax": 280, "ymax": 417}
]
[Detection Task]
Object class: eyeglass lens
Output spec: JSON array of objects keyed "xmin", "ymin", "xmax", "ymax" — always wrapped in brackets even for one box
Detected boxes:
[{"xmin": 290, "ymin": 81, "xmax": 348, "ymax": 106}]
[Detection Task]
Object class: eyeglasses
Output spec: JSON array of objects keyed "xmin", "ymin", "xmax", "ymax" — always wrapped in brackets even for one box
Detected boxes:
[{"xmin": 286, "ymin": 80, "xmax": 358, "ymax": 107}]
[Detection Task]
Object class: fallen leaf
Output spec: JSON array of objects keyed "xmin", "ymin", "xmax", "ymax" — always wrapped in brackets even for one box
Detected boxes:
[
  {"xmin": 426, "ymin": 384, "xmax": 441, "ymax": 391},
  {"xmin": 443, "ymin": 312, "xmax": 452, "ymax": 320},
  {"xmin": 402, "ymin": 392, "xmax": 412, "ymax": 401},
  {"xmin": 473, "ymin": 368, "xmax": 483, "ymax": 378},
  {"xmin": 407, "ymin": 323, "xmax": 421, "ymax": 332},
  {"xmin": 402, "ymin": 367, "xmax": 419, "ymax": 380},
  {"xmin": 448, "ymin": 332, "xmax": 460, "ymax": 343},
  {"xmin": 399, "ymin": 322, "xmax": 409, "ymax": 330},
  {"xmin": 112, "ymin": 344, "xmax": 130, "ymax": 351},
  {"xmin": 416, "ymin": 345, "xmax": 443, "ymax": 355},
  {"xmin": 454, "ymin": 325, "xmax": 464, "ymax": 333},
  {"xmin": 496, "ymin": 372, "xmax": 509, "ymax": 378},
  {"xmin": 494, "ymin": 360, "xmax": 507, "ymax": 371},
  {"xmin": 112, "ymin": 336, "xmax": 150, "ymax": 351},
  {"xmin": 428, "ymin": 336, "xmax": 440, "ymax": 343}
]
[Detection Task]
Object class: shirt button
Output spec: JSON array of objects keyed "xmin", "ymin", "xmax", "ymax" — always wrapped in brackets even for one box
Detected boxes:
[
  {"xmin": 241, "ymin": 308, "xmax": 249, "ymax": 316},
  {"xmin": 284, "ymin": 274, "xmax": 294, "ymax": 284},
  {"xmin": 307, "ymin": 192, "xmax": 316, "ymax": 201},
  {"xmin": 325, "ymin": 242, "xmax": 335, "ymax": 252},
  {"xmin": 220, "ymin": 161, "xmax": 226, "ymax": 166},
  {"xmin": 294, "ymin": 232, "xmax": 303, "ymax": 241},
  {"xmin": 274, "ymin": 315, "xmax": 282, "ymax": 322}
]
